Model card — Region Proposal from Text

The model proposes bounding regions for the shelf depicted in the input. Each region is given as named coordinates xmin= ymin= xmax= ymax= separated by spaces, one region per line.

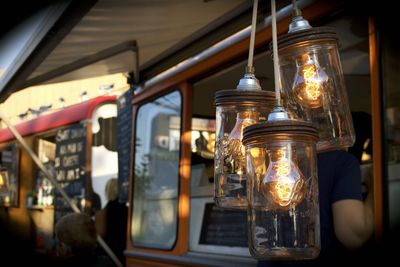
xmin=26 ymin=205 xmax=54 ymax=211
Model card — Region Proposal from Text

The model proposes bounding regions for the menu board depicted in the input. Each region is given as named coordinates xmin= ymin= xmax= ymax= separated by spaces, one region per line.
xmin=116 ymin=89 xmax=132 ymax=203
xmin=53 ymin=123 xmax=87 ymax=223
xmin=0 ymin=144 xmax=20 ymax=206
xmin=199 ymin=202 xmax=248 ymax=247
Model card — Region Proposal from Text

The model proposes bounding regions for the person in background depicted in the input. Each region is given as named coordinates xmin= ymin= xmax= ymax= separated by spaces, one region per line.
xmin=91 ymin=190 xmax=102 ymax=217
xmin=54 ymin=212 xmax=115 ymax=267
xmin=95 ymin=178 xmax=128 ymax=265
xmin=349 ymin=111 xmax=373 ymax=164
xmin=257 ymin=111 xmax=375 ymax=266
xmin=349 ymin=111 xmax=373 ymax=200
xmin=195 ymin=131 xmax=209 ymax=153
xmin=0 ymin=215 xmax=50 ymax=266
xmin=257 ymin=149 xmax=374 ymax=267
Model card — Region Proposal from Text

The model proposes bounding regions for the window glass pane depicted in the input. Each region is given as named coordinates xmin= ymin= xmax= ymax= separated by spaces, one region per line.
xmin=35 ymin=137 xmax=56 ymax=208
xmin=0 ymin=144 xmax=20 ymax=207
xmin=381 ymin=26 xmax=400 ymax=233
xmin=189 ymin=116 xmax=250 ymax=255
xmin=131 ymin=90 xmax=181 ymax=249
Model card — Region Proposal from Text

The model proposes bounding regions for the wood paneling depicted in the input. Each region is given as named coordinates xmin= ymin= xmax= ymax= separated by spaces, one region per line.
xmin=368 ymin=16 xmax=383 ymax=240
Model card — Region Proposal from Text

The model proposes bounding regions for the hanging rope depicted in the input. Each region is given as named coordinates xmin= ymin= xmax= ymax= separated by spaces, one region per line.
xmin=271 ymin=0 xmax=282 ymax=107
xmin=292 ymin=0 xmax=301 ymax=16
xmin=247 ymin=0 xmax=259 ymax=74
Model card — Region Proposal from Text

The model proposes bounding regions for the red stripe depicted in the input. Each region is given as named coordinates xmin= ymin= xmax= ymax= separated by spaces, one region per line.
xmin=0 ymin=95 xmax=116 ymax=143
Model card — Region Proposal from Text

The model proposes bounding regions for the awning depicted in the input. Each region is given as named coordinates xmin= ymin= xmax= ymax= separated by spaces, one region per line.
xmin=0 ymin=95 xmax=116 ymax=143
xmin=0 ymin=0 xmax=251 ymax=102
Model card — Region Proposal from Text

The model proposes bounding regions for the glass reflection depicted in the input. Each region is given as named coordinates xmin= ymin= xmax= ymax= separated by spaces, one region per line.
xmin=131 ymin=91 xmax=182 ymax=249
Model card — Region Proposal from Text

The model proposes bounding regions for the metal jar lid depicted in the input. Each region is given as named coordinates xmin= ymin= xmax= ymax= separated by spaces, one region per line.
xmin=242 ymin=119 xmax=319 ymax=145
xmin=215 ymin=90 xmax=275 ymax=106
xmin=270 ymin=26 xmax=338 ymax=52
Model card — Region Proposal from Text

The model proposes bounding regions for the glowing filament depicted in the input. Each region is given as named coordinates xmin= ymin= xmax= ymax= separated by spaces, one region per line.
xmin=292 ymin=55 xmax=328 ymax=109
xmin=274 ymin=161 xmax=290 ymax=176
xmin=261 ymin=148 xmax=305 ymax=208
xmin=225 ymin=111 xmax=259 ymax=165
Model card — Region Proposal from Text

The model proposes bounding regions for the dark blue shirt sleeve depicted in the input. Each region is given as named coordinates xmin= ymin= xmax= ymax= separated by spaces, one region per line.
xmin=331 ymin=151 xmax=363 ymax=203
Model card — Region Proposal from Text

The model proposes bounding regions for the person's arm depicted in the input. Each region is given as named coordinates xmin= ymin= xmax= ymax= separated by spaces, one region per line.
xmin=95 ymin=208 xmax=107 ymax=238
xmin=331 ymin=152 xmax=374 ymax=250
xmin=332 ymin=194 xmax=374 ymax=249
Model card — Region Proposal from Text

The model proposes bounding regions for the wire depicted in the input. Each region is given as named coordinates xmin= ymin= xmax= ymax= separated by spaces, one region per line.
xmin=271 ymin=0 xmax=282 ymax=106
xmin=247 ymin=0 xmax=258 ymax=73
xmin=292 ymin=0 xmax=301 ymax=16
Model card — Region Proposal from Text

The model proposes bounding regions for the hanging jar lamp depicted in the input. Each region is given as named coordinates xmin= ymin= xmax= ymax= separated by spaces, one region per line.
xmin=214 ymin=86 xmax=274 ymax=209
xmin=275 ymin=0 xmax=355 ymax=151
xmin=214 ymin=0 xmax=275 ymax=210
xmin=242 ymin=0 xmax=320 ymax=259
xmin=243 ymin=115 xmax=320 ymax=260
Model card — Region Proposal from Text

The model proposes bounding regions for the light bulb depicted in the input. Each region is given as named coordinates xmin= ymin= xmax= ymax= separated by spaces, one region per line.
xmin=292 ymin=54 xmax=328 ymax=109
xmin=225 ymin=111 xmax=259 ymax=163
xmin=261 ymin=146 xmax=305 ymax=208
xmin=222 ymin=111 xmax=259 ymax=190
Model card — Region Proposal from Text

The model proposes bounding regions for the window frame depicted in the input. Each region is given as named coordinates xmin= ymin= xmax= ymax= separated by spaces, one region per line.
xmin=127 ymin=83 xmax=192 ymax=255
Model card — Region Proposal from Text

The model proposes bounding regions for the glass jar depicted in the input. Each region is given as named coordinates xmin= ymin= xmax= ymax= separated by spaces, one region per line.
xmin=243 ymin=119 xmax=320 ymax=260
xmin=277 ymin=27 xmax=355 ymax=151
xmin=214 ymin=90 xmax=274 ymax=209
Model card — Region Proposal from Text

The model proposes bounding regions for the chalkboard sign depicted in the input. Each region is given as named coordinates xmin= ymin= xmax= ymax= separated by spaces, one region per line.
xmin=53 ymin=123 xmax=87 ymax=223
xmin=0 ymin=144 xmax=20 ymax=207
xmin=116 ymin=89 xmax=132 ymax=203
xmin=199 ymin=202 xmax=248 ymax=247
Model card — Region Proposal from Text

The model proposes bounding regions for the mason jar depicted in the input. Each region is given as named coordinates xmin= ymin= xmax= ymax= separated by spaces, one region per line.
xmin=277 ymin=27 xmax=355 ymax=151
xmin=243 ymin=119 xmax=320 ymax=260
xmin=214 ymin=90 xmax=274 ymax=210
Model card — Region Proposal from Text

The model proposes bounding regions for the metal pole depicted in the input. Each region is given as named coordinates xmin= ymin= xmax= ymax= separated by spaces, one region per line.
xmin=0 ymin=110 xmax=123 ymax=267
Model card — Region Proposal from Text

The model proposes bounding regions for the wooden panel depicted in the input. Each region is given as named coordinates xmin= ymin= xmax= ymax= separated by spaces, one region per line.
xmin=175 ymin=82 xmax=192 ymax=254
xmin=85 ymin=122 xmax=93 ymax=213
xmin=368 ymin=17 xmax=383 ymax=240
xmin=126 ymin=104 xmax=138 ymax=255
xmin=127 ymin=257 xmax=188 ymax=267
xmin=0 ymin=138 xmax=35 ymax=242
